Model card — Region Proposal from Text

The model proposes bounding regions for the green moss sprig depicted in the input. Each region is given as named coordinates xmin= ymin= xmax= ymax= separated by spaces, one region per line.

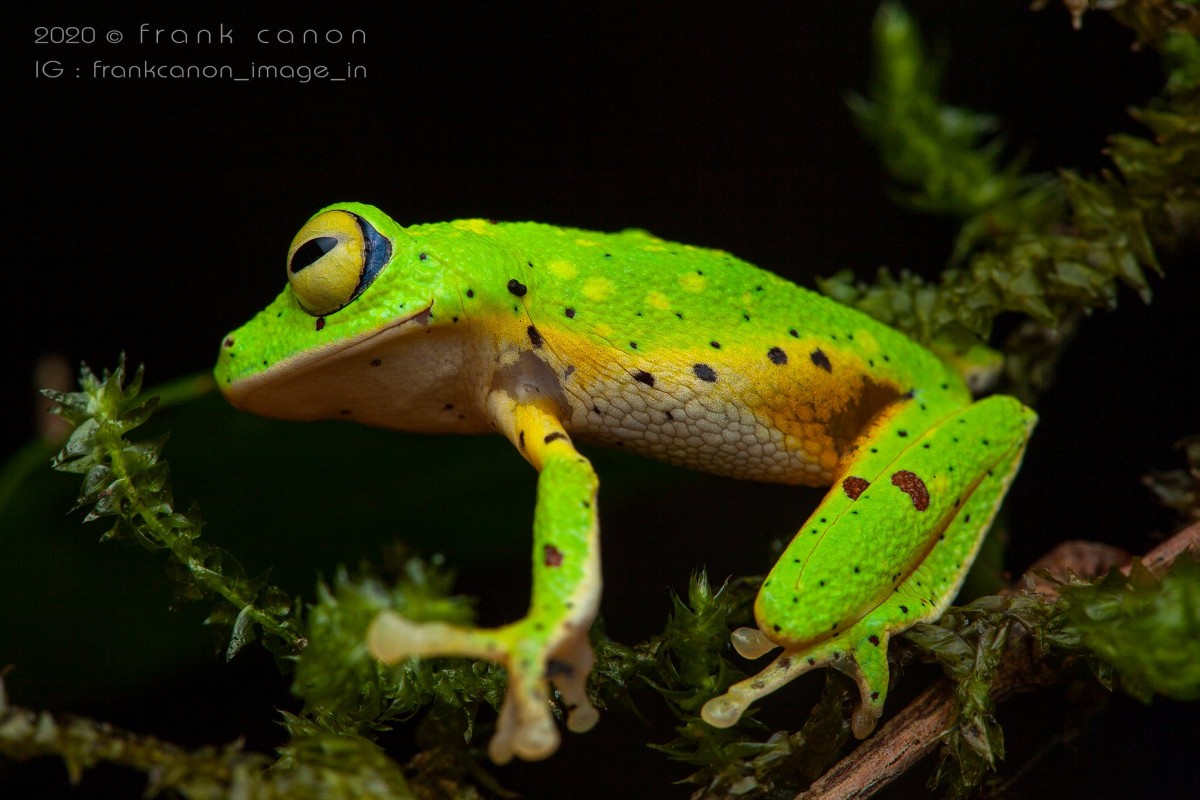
xmin=1142 ymin=437 xmax=1200 ymax=523
xmin=43 ymin=355 xmax=306 ymax=660
xmin=903 ymin=597 xmax=1016 ymax=797
xmin=1041 ymin=556 xmax=1200 ymax=703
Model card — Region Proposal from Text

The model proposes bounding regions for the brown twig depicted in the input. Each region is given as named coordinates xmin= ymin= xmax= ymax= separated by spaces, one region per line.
xmin=795 ymin=521 xmax=1200 ymax=800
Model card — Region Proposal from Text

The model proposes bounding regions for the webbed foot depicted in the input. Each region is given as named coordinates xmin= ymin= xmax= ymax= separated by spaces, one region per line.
xmin=367 ymin=610 xmax=599 ymax=762
xmin=700 ymin=623 xmax=891 ymax=738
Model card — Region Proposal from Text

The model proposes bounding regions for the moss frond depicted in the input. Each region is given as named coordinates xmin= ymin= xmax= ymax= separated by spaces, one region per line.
xmin=292 ymin=557 xmax=506 ymax=740
xmin=1142 ymin=437 xmax=1200 ymax=523
xmin=1052 ymin=556 xmax=1200 ymax=703
xmin=43 ymin=355 xmax=306 ymax=660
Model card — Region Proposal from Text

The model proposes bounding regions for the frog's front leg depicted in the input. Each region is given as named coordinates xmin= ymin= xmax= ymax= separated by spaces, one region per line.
xmin=702 ymin=393 xmax=1036 ymax=737
xmin=368 ymin=390 xmax=600 ymax=763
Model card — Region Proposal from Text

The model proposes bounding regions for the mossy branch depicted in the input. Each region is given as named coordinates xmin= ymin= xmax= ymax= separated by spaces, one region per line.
xmin=43 ymin=355 xmax=307 ymax=660
xmin=0 ymin=681 xmax=414 ymax=800
xmin=798 ymin=523 xmax=1200 ymax=800
xmin=827 ymin=1 xmax=1198 ymax=403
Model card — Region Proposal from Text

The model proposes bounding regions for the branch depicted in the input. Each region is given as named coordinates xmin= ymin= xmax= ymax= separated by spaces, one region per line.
xmin=795 ymin=521 xmax=1200 ymax=800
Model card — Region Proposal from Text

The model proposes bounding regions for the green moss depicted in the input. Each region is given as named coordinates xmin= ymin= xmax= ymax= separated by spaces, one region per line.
xmin=827 ymin=2 xmax=1197 ymax=407
xmin=41 ymin=356 xmax=305 ymax=661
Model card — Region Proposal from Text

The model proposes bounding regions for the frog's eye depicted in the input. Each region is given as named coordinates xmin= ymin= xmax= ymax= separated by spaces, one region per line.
xmin=286 ymin=209 xmax=393 ymax=316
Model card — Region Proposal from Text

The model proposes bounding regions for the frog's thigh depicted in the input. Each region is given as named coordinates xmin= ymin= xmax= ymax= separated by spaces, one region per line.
xmin=368 ymin=391 xmax=601 ymax=764
xmin=703 ymin=394 xmax=1035 ymax=736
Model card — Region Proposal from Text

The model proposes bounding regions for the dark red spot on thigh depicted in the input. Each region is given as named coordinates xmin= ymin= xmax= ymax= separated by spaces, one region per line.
xmin=543 ymin=544 xmax=564 ymax=567
xmin=842 ymin=476 xmax=870 ymax=500
xmin=891 ymin=470 xmax=930 ymax=511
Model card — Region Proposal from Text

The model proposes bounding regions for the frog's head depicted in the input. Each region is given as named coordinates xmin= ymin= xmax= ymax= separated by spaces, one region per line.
xmin=214 ymin=202 xmax=465 ymax=431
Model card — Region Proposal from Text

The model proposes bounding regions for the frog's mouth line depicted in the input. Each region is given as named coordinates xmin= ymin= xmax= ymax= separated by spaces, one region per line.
xmin=222 ymin=301 xmax=434 ymax=411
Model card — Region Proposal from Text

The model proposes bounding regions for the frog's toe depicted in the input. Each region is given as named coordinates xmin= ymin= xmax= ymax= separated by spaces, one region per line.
xmin=830 ymin=629 xmax=892 ymax=739
xmin=488 ymin=677 xmax=560 ymax=764
xmin=514 ymin=714 xmax=560 ymax=761
xmin=546 ymin=629 xmax=599 ymax=733
xmin=701 ymin=627 xmax=790 ymax=726
xmin=730 ymin=626 xmax=780 ymax=659
xmin=366 ymin=610 xmax=419 ymax=661
xmin=700 ymin=694 xmax=747 ymax=728
xmin=490 ymin=715 xmax=559 ymax=764
xmin=851 ymin=701 xmax=884 ymax=739
xmin=367 ymin=610 xmax=490 ymax=662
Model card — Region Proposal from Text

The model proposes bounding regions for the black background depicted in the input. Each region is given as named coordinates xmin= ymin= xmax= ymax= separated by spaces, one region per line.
xmin=6 ymin=2 xmax=1198 ymax=798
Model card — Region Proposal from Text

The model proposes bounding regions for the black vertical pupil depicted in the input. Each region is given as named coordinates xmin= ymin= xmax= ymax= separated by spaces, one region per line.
xmin=290 ymin=236 xmax=339 ymax=274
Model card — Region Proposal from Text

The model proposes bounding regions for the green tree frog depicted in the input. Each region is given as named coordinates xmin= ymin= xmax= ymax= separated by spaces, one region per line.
xmin=215 ymin=203 xmax=1036 ymax=764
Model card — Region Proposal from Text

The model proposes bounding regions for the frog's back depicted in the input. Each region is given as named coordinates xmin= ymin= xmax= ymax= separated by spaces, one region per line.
xmin=439 ymin=220 xmax=966 ymax=486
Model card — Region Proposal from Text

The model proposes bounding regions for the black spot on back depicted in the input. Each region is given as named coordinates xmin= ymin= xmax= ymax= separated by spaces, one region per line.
xmin=810 ymin=349 xmax=832 ymax=372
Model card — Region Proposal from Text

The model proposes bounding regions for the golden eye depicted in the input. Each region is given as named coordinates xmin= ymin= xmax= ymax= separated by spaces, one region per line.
xmin=286 ymin=209 xmax=392 ymax=316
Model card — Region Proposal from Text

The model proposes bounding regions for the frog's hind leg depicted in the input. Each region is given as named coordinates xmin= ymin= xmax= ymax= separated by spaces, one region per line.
xmin=703 ymin=393 xmax=1036 ymax=736
xmin=368 ymin=388 xmax=602 ymax=763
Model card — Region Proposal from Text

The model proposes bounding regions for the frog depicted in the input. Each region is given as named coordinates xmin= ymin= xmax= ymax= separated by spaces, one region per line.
xmin=214 ymin=202 xmax=1037 ymax=764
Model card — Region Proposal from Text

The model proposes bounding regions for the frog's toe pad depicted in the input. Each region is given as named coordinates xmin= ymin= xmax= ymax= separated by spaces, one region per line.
xmin=850 ymin=698 xmax=884 ymax=739
xmin=489 ymin=697 xmax=560 ymax=764
xmin=730 ymin=626 xmax=779 ymax=660
xmin=700 ymin=694 xmax=746 ymax=728
xmin=566 ymin=702 xmax=599 ymax=733
xmin=515 ymin=716 xmax=560 ymax=760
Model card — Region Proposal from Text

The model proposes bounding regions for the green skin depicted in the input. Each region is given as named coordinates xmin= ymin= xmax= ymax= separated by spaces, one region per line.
xmin=215 ymin=202 xmax=1036 ymax=763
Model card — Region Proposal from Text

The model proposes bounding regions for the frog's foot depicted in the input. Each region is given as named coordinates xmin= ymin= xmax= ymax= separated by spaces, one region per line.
xmin=367 ymin=610 xmax=599 ymax=763
xmin=701 ymin=623 xmax=892 ymax=739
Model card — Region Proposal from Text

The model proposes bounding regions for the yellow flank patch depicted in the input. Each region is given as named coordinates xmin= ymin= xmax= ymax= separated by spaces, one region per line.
xmin=583 ymin=277 xmax=615 ymax=302
xmin=574 ymin=238 xmax=601 ymax=248
xmin=453 ymin=219 xmax=494 ymax=236
xmin=679 ymin=273 xmax=707 ymax=293
xmin=646 ymin=291 xmax=672 ymax=310
xmin=547 ymin=259 xmax=578 ymax=280
xmin=593 ymin=322 xmax=614 ymax=338
xmin=641 ymin=244 xmax=666 ymax=252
